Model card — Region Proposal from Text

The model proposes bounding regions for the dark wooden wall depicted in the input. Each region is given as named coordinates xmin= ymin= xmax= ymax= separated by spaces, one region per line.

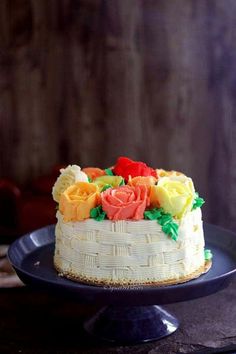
xmin=0 ymin=0 xmax=236 ymax=230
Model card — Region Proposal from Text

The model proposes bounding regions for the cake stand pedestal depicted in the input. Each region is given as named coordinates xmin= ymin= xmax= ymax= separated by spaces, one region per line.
xmin=8 ymin=224 xmax=236 ymax=344
xmin=84 ymin=305 xmax=178 ymax=343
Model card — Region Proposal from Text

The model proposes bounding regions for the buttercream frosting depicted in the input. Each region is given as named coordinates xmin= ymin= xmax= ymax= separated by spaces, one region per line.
xmin=52 ymin=165 xmax=88 ymax=203
xmin=54 ymin=208 xmax=206 ymax=285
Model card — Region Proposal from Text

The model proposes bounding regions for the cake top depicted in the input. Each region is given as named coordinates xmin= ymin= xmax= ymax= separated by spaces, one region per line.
xmin=52 ymin=156 xmax=204 ymax=240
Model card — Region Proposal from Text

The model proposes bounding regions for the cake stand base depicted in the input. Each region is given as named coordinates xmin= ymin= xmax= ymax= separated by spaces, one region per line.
xmin=84 ymin=305 xmax=179 ymax=344
xmin=8 ymin=224 xmax=236 ymax=344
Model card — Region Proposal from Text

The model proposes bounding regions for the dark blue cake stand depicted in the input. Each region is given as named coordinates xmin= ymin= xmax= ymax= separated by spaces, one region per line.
xmin=8 ymin=224 xmax=236 ymax=344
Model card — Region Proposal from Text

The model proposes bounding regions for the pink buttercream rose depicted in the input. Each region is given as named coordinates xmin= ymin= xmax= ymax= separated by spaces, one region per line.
xmin=101 ymin=185 xmax=149 ymax=221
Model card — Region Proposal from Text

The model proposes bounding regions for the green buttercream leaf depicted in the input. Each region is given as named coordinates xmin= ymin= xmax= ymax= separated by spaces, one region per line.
xmin=162 ymin=222 xmax=179 ymax=241
xmin=90 ymin=207 xmax=98 ymax=218
xmin=204 ymin=249 xmax=213 ymax=261
xmin=88 ymin=176 xmax=92 ymax=183
xmin=144 ymin=207 xmax=179 ymax=240
xmin=119 ymin=178 xmax=125 ymax=186
xmin=144 ymin=208 xmax=163 ymax=220
xmin=105 ymin=168 xmax=114 ymax=176
xmin=95 ymin=212 xmax=107 ymax=221
xmin=158 ymin=213 xmax=172 ymax=226
xmin=90 ymin=205 xmax=107 ymax=221
xmin=101 ymin=184 xmax=112 ymax=192
xmin=192 ymin=192 xmax=205 ymax=210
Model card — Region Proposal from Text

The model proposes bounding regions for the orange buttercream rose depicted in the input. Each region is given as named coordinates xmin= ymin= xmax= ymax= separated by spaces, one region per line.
xmin=82 ymin=167 xmax=105 ymax=181
xmin=101 ymin=185 xmax=149 ymax=221
xmin=150 ymin=185 xmax=161 ymax=208
xmin=59 ymin=182 xmax=100 ymax=221
xmin=128 ymin=176 xmax=157 ymax=195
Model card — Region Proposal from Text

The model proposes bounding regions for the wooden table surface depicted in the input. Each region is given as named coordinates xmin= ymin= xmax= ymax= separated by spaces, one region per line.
xmin=0 ymin=277 xmax=236 ymax=354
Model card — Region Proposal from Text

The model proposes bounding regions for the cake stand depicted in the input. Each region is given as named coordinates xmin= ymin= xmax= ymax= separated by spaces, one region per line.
xmin=8 ymin=224 xmax=236 ymax=344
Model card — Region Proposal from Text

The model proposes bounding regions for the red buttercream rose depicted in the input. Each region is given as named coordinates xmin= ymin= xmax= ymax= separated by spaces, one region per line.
xmin=113 ymin=157 xmax=157 ymax=181
xmin=101 ymin=185 xmax=149 ymax=221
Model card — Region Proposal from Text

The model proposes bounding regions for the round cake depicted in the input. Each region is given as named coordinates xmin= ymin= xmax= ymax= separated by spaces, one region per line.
xmin=52 ymin=157 xmax=212 ymax=286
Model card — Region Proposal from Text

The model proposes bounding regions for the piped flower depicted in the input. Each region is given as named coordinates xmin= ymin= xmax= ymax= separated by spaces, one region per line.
xmin=113 ymin=157 xmax=157 ymax=181
xmin=128 ymin=176 xmax=157 ymax=196
xmin=94 ymin=175 xmax=124 ymax=192
xmin=59 ymin=182 xmax=100 ymax=221
xmin=52 ymin=165 xmax=88 ymax=203
xmin=152 ymin=175 xmax=195 ymax=219
xmin=101 ymin=185 xmax=149 ymax=221
xmin=82 ymin=167 xmax=106 ymax=181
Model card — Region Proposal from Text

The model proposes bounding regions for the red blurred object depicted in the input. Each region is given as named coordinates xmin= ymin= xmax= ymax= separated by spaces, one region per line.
xmin=19 ymin=195 xmax=56 ymax=234
xmin=0 ymin=179 xmax=21 ymax=235
xmin=0 ymin=167 xmax=61 ymax=241
xmin=31 ymin=165 xmax=65 ymax=195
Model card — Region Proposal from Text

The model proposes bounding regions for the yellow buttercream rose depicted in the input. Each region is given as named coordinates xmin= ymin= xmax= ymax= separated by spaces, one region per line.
xmin=152 ymin=175 xmax=195 ymax=219
xmin=94 ymin=175 xmax=124 ymax=191
xmin=156 ymin=169 xmax=184 ymax=178
xmin=59 ymin=182 xmax=100 ymax=221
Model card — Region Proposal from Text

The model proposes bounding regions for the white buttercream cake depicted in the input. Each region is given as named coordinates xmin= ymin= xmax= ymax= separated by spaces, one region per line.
xmin=52 ymin=157 xmax=212 ymax=286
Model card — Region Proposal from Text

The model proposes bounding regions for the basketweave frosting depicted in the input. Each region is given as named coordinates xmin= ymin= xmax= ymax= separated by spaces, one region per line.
xmin=54 ymin=208 xmax=205 ymax=284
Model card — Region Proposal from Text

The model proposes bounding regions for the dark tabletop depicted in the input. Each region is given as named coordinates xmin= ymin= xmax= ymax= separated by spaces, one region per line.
xmin=0 ymin=278 xmax=236 ymax=354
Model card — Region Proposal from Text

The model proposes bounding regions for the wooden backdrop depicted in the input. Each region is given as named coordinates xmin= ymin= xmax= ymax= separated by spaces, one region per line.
xmin=0 ymin=0 xmax=236 ymax=230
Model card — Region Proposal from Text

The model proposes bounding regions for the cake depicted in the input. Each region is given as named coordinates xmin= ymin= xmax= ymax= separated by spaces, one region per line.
xmin=52 ymin=157 xmax=212 ymax=286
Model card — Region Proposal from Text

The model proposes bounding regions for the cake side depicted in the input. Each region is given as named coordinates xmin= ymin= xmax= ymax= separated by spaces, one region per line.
xmin=54 ymin=208 xmax=207 ymax=286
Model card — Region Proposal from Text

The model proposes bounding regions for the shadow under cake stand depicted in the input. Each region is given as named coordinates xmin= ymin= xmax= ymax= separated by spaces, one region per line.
xmin=8 ymin=224 xmax=236 ymax=344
